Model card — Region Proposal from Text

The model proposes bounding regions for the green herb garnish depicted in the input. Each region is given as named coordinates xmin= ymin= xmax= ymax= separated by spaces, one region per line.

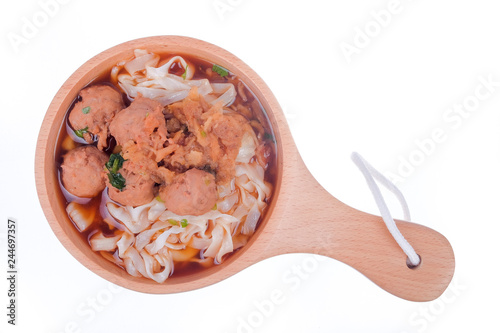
xmin=200 ymin=129 xmax=207 ymax=138
xmin=168 ymin=219 xmax=178 ymax=226
xmin=212 ymin=64 xmax=229 ymax=78
xmin=264 ymin=132 xmax=275 ymax=143
xmin=82 ymin=106 xmax=91 ymax=114
xmin=155 ymin=196 xmax=164 ymax=203
xmin=180 ymin=219 xmax=188 ymax=228
xmin=212 ymin=204 xmax=217 ymax=211
xmin=106 ymin=153 xmax=126 ymax=191
xmin=74 ymin=127 xmax=89 ymax=138
xmin=181 ymin=65 xmax=188 ymax=80
xmin=106 ymin=153 xmax=125 ymax=174
xmin=107 ymin=172 xmax=126 ymax=190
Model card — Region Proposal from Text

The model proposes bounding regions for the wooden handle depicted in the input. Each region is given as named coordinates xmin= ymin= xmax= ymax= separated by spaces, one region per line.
xmin=261 ymin=152 xmax=455 ymax=302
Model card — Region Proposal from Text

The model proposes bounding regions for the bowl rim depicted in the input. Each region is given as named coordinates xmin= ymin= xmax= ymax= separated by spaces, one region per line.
xmin=35 ymin=35 xmax=286 ymax=293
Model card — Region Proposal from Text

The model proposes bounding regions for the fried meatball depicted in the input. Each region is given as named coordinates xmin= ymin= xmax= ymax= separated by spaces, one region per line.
xmin=61 ymin=145 xmax=107 ymax=198
xmin=106 ymin=161 xmax=155 ymax=207
xmin=68 ymin=85 xmax=125 ymax=150
xmin=210 ymin=112 xmax=246 ymax=150
xmin=159 ymin=169 xmax=217 ymax=216
xmin=109 ymin=96 xmax=168 ymax=149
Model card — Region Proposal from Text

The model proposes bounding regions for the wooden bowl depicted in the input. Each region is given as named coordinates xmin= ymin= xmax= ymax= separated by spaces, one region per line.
xmin=35 ymin=36 xmax=454 ymax=301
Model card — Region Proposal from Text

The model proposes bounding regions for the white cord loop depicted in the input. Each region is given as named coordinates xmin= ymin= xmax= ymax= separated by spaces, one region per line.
xmin=351 ymin=152 xmax=421 ymax=267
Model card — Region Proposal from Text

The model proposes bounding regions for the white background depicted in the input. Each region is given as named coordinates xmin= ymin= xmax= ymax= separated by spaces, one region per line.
xmin=1 ymin=0 xmax=499 ymax=332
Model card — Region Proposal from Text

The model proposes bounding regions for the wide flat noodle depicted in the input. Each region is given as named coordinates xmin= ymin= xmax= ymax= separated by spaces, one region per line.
xmin=114 ymin=50 xmax=236 ymax=107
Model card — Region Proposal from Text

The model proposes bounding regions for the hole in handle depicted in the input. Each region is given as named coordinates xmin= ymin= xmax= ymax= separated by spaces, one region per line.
xmin=406 ymin=254 xmax=422 ymax=269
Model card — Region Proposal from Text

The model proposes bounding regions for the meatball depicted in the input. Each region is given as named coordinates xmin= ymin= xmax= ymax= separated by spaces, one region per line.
xmin=160 ymin=169 xmax=217 ymax=216
xmin=210 ymin=112 xmax=246 ymax=150
xmin=106 ymin=161 xmax=155 ymax=207
xmin=61 ymin=145 xmax=108 ymax=198
xmin=109 ymin=96 xmax=168 ymax=149
xmin=69 ymin=85 xmax=125 ymax=150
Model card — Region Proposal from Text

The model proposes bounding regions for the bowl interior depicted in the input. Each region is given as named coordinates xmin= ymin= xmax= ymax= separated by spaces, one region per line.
xmin=36 ymin=36 xmax=284 ymax=293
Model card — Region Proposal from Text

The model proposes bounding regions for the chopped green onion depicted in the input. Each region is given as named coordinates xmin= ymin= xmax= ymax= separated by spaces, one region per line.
xmin=145 ymin=112 xmax=150 ymax=118
xmin=212 ymin=64 xmax=229 ymax=78
xmin=74 ymin=127 xmax=89 ymax=138
xmin=105 ymin=153 xmax=125 ymax=174
xmin=82 ymin=106 xmax=91 ymax=114
xmin=107 ymin=172 xmax=126 ymax=191
xmin=200 ymin=129 xmax=207 ymax=138
xmin=168 ymin=219 xmax=178 ymax=226
xmin=264 ymin=132 xmax=275 ymax=143
xmin=155 ymin=196 xmax=164 ymax=203
xmin=212 ymin=204 xmax=217 ymax=211
xmin=180 ymin=219 xmax=188 ymax=228
xmin=105 ymin=153 xmax=126 ymax=190
xmin=181 ymin=65 xmax=188 ymax=80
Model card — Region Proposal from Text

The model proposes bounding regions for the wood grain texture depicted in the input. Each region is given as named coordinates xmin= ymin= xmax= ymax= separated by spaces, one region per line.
xmin=35 ymin=36 xmax=454 ymax=301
